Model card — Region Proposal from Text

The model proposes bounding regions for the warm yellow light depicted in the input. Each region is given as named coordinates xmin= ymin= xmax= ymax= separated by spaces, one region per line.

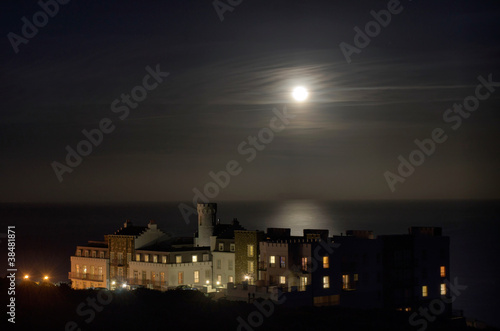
xmin=292 ymin=86 xmax=309 ymax=102
xmin=216 ymin=281 xmax=220 ymax=285
xmin=244 ymin=276 xmax=249 ymax=280
xmin=122 ymin=283 xmax=127 ymax=288
xmin=24 ymin=275 xmax=29 ymax=279
xmin=206 ymin=280 xmax=209 ymax=284
xmin=111 ymin=281 xmax=116 ymax=285
xmin=43 ymin=276 xmax=49 ymax=280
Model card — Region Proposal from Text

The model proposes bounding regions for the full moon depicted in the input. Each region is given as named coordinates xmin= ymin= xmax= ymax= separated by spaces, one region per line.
xmin=292 ymin=86 xmax=309 ymax=102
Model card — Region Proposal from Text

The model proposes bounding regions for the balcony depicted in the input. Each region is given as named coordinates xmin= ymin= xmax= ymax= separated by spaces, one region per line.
xmin=68 ymin=272 xmax=104 ymax=282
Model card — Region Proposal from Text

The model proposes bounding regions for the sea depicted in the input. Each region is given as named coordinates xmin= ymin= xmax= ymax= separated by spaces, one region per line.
xmin=1 ymin=200 xmax=498 ymax=327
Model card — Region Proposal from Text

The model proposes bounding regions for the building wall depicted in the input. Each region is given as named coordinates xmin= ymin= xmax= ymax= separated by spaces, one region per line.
xmin=212 ymin=251 xmax=235 ymax=286
xmin=196 ymin=203 xmax=216 ymax=247
xmin=235 ymin=230 xmax=263 ymax=284
xmin=108 ymin=235 xmax=135 ymax=285
xmin=70 ymin=256 xmax=109 ymax=289
xmin=134 ymin=223 xmax=169 ymax=249
xmin=168 ymin=261 xmax=213 ymax=288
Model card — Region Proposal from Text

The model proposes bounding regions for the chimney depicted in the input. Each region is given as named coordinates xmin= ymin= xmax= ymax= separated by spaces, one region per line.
xmin=124 ymin=220 xmax=132 ymax=228
xmin=148 ymin=220 xmax=157 ymax=230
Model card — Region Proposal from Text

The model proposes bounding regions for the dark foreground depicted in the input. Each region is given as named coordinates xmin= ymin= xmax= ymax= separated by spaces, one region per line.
xmin=1 ymin=279 xmax=497 ymax=331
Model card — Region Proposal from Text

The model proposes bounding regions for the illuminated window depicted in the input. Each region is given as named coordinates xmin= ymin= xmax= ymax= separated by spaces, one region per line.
xmin=323 ymin=256 xmax=329 ymax=268
xmin=98 ymin=267 xmax=102 ymax=276
xmin=192 ymin=255 xmax=198 ymax=263
xmin=90 ymin=266 xmax=95 ymax=275
xmin=153 ymin=255 xmax=158 ymax=263
xmin=219 ymin=243 xmax=224 ymax=251
xmin=194 ymin=271 xmax=200 ymax=283
xmin=217 ymin=274 xmax=222 ymax=283
xmin=228 ymin=276 xmax=234 ymax=283
xmin=342 ymin=275 xmax=349 ymax=290
xmin=230 ymin=244 xmax=235 ymax=252
xmin=280 ymin=276 xmax=286 ymax=284
xmin=76 ymin=264 xmax=80 ymax=274
xmin=151 ymin=272 xmax=156 ymax=282
xmin=144 ymin=254 xmax=149 ymax=263
xmin=300 ymin=276 xmax=307 ymax=291
xmin=178 ymin=272 xmax=183 ymax=285
xmin=301 ymin=257 xmax=308 ymax=271
xmin=160 ymin=272 xmax=165 ymax=282
xmin=440 ymin=266 xmax=446 ymax=277
xmin=280 ymin=256 xmax=286 ymax=268
xmin=247 ymin=245 xmax=254 ymax=257
xmin=323 ymin=276 xmax=330 ymax=288
xmin=162 ymin=256 xmax=167 ymax=263
xmin=136 ymin=254 xmax=141 ymax=261
xmin=248 ymin=261 xmax=254 ymax=273
xmin=91 ymin=251 xmax=96 ymax=258
xmin=270 ymin=256 xmax=276 ymax=264
xmin=176 ymin=255 xmax=182 ymax=263
xmin=422 ymin=285 xmax=428 ymax=297
xmin=440 ymin=284 xmax=446 ymax=295
xmin=83 ymin=265 xmax=87 ymax=274
xmin=228 ymin=260 xmax=233 ymax=270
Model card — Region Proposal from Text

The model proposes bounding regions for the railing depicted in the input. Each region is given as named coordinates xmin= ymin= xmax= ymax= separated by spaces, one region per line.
xmin=68 ymin=272 xmax=104 ymax=281
xmin=128 ymin=279 xmax=166 ymax=287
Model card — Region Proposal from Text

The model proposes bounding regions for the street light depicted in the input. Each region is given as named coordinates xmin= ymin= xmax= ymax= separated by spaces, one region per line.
xmin=205 ymin=280 xmax=209 ymax=284
xmin=43 ymin=276 xmax=49 ymax=281
xmin=24 ymin=275 xmax=29 ymax=280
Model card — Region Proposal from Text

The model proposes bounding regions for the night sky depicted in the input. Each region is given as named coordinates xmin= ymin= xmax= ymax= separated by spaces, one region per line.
xmin=1 ymin=0 xmax=499 ymax=203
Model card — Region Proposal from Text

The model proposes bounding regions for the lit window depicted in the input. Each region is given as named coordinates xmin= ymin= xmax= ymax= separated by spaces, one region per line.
xmin=217 ymin=274 xmax=222 ymax=283
xmin=323 ymin=276 xmax=330 ymax=288
xmin=422 ymin=285 xmax=428 ymax=297
xmin=440 ymin=266 xmax=446 ymax=277
xmin=176 ymin=255 xmax=182 ymax=263
xmin=91 ymin=251 xmax=96 ymax=258
xmin=97 ymin=267 xmax=102 ymax=276
xmin=280 ymin=256 xmax=286 ymax=268
xmin=280 ymin=276 xmax=286 ymax=284
xmin=301 ymin=257 xmax=308 ymax=271
xmin=247 ymin=245 xmax=254 ymax=257
xmin=162 ymin=256 xmax=167 ymax=263
xmin=323 ymin=256 xmax=329 ymax=268
xmin=219 ymin=243 xmax=224 ymax=251
xmin=228 ymin=276 xmax=234 ymax=283
xmin=83 ymin=265 xmax=87 ymax=274
xmin=342 ymin=275 xmax=349 ymax=290
xmin=153 ymin=255 xmax=158 ymax=263
xmin=136 ymin=254 xmax=141 ymax=261
xmin=270 ymin=256 xmax=276 ymax=266
xmin=230 ymin=244 xmax=235 ymax=252
xmin=194 ymin=271 xmax=200 ymax=283
xmin=248 ymin=261 xmax=254 ymax=273
xmin=160 ymin=272 xmax=165 ymax=282
xmin=440 ymin=284 xmax=446 ymax=295
xmin=90 ymin=266 xmax=95 ymax=275
xmin=300 ymin=276 xmax=307 ymax=291
xmin=228 ymin=260 xmax=233 ymax=270
xmin=217 ymin=259 xmax=221 ymax=269
xmin=178 ymin=272 xmax=183 ymax=285
xmin=76 ymin=264 xmax=80 ymax=274
xmin=144 ymin=254 xmax=149 ymax=263
xmin=192 ymin=255 xmax=198 ymax=263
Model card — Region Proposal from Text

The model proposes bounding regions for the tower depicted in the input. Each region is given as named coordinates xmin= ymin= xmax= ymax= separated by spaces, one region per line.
xmin=197 ymin=203 xmax=217 ymax=247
